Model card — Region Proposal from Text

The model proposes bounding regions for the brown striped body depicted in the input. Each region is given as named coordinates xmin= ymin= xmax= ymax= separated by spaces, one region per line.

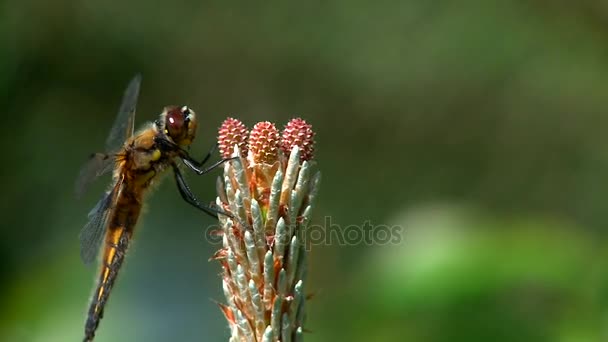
xmin=83 ymin=125 xmax=182 ymax=341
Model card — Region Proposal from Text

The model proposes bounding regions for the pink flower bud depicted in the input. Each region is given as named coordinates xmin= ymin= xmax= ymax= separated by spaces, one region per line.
xmin=218 ymin=118 xmax=249 ymax=159
xmin=281 ymin=118 xmax=315 ymax=162
xmin=248 ymin=121 xmax=280 ymax=164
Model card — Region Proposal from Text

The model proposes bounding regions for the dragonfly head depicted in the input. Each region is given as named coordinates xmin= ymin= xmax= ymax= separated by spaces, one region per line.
xmin=161 ymin=105 xmax=198 ymax=147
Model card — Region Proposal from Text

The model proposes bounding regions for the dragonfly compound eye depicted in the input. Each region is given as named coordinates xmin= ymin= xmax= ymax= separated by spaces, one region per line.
xmin=165 ymin=106 xmax=185 ymax=139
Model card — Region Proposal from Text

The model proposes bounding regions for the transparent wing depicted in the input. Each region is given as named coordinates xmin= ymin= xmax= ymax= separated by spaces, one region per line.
xmin=79 ymin=178 xmax=122 ymax=264
xmin=74 ymin=153 xmax=114 ymax=198
xmin=105 ymin=74 xmax=141 ymax=153
xmin=74 ymin=74 xmax=141 ymax=198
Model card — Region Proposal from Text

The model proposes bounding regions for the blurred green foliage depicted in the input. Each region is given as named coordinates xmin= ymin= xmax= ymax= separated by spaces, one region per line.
xmin=2 ymin=1 xmax=608 ymax=341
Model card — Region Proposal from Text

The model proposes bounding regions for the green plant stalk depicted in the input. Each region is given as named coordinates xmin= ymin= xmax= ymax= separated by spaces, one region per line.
xmin=214 ymin=145 xmax=320 ymax=341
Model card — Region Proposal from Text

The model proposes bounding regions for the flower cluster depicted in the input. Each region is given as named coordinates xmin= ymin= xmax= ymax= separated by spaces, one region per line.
xmin=214 ymin=118 xmax=319 ymax=341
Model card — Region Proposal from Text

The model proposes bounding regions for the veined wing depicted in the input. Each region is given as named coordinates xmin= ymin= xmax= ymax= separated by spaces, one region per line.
xmin=106 ymin=74 xmax=141 ymax=153
xmin=79 ymin=177 xmax=123 ymax=264
xmin=74 ymin=74 xmax=141 ymax=197
xmin=74 ymin=153 xmax=114 ymax=199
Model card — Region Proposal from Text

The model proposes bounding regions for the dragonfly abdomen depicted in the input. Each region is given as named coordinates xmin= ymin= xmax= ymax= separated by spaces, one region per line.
xmin=84 ymin=196 xmax=141 ymax=341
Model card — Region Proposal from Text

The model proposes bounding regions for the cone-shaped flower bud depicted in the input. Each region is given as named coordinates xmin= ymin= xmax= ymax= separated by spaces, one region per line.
xmin=281 ymin=118 xmax=315 ymax=162
xmin=218 ymin=118 xmax=249 ymax=159
xmin=248 ymin=121 xmax=280 ymax=165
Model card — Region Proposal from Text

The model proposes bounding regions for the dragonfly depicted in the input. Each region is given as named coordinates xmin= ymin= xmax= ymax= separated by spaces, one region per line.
xmin=76 ymin=75 xmax=231 ymax=342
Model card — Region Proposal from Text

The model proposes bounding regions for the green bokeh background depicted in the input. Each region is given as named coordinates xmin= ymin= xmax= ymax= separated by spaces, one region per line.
xmin=2 ymin=1 xmax=608 ymax=341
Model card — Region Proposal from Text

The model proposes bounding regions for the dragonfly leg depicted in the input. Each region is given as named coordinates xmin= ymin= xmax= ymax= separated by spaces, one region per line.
xmin=198 ymin=142 xmax=218 ymax=167
xmin=182 ymin=155 xmax=238 ymax=175
xmin=181 ymin=142 xmax=218 ymax=168
xmin=171 ymin=163 xmax=233 ymax=219
xmin=156 ymin=136 xmax=232 ymax=175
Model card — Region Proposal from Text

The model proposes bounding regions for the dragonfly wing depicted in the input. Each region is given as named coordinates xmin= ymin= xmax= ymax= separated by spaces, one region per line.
xmin=79 ymin=178 xmax=123 ymax=265
xmin=74 ymin=74 xmax=140 ymax=198
xmin=105 ymin=74 xmax=141 ymax=153
xmin=74 ymin=153 xmax=114 ymax=198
